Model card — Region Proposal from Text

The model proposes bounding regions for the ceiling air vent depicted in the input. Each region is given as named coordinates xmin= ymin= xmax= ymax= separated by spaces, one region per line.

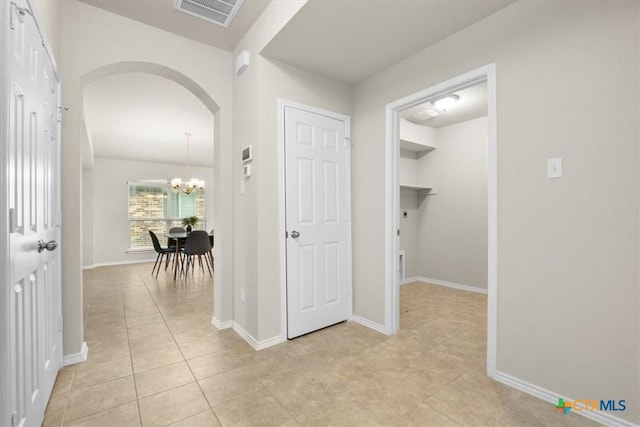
xmin=174 ymin=0 xmax=245 ymax=28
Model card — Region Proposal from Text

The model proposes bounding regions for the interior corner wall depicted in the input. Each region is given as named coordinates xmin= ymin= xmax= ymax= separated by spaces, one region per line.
xmin=417 ymin=117 xmax=487 ymax=289
xmin=399 ymin=190 xmax=419 ymax=279
xmin=60 ymin=0 xmax=233 ymax=357
xmin=232 ymin=0 xmax=354 ymax=343
xmin=352 ymin=0 xmax=639 ymax=422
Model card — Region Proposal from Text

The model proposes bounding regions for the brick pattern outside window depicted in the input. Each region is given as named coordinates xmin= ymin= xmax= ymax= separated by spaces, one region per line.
xmin=128 ymin=183 xmax=206 ymax=249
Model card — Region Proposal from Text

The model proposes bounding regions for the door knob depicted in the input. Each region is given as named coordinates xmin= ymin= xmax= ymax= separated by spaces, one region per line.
xmin=290 ymin=230 xmax=300 ymax=239
xmin=37 ymin=240 xmax=58 ymax=253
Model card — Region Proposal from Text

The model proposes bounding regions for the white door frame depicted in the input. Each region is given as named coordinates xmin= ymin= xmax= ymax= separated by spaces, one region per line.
xmin=278 ymin=99 xmax=353 ymax=341
xmin=384 ymin=64 xmax=498 ymax=377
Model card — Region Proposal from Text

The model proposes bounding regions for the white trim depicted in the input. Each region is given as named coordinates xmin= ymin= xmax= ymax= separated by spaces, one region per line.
xmin=210 ymin=316 xmax=232 ymax=330
xmin=92 ymin=259 xmax=157 ymax=268
xmin=231 ymin=322 xmax=285 ymax=351
xmin=494 ymin=371 xmax=639 ymax=427
xmin=351 ymin=315 xmax=388 ymax=335
xmin=125 ymin=247 xmax=154 ymax=254
xmin=82 ymin=265 xmax=95 ymax=270
xmin=407 ymin=277 xmax=488 ymax=294
xmin=385 ymin=64 xmax=498 ymax=376
xmin=63 ymin=342 xmax=88 ymax=366
xmin=278 ymin=99 xmax=353 ymax=340
xmin=400 ymin=276 xmax=420 ymax=285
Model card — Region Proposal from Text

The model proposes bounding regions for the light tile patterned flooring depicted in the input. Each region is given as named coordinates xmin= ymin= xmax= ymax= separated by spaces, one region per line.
xmin=43 ymin=264 xmax=598 ymax=426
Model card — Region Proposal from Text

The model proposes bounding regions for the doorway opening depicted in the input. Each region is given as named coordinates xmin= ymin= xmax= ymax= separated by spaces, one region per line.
xmin=384 ymin=65 xmax=497 ymax=377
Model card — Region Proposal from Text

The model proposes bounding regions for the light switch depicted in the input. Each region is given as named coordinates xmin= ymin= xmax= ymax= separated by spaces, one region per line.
xmin=547 ymin=158 xmax=563 ymax=179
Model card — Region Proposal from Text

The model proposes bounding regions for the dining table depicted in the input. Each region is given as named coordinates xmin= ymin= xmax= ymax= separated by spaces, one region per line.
xmin=165 ymin=230 xmax=213 ymax=280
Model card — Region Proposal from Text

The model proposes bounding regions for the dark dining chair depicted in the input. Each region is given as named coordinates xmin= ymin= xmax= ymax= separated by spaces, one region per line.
xmin=180 ymin=230 xmax=213 ymax=278
xmin=167 ymin=226 xmax=185 ymax=248
xmin=149 ymin=230 xmax=174 ymax=277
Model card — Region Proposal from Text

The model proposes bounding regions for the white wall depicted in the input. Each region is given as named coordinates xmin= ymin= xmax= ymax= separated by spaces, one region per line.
xmin=60 ymin=0 xmax=233 ymax=357
xmin=352 ymin=0 xmax=639 ymax=422
xmin=84 ymin=157 xmax=214 ymax=266
xmin=417 ymin=117 xmax=487 ymax=288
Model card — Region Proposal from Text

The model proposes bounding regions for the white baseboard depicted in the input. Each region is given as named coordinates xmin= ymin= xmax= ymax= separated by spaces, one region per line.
xmin=212 ymin=317 xmax=285 ymax=351
xmin=92 ymin=259 xmax=157 ymax=268
xmin=408 ymin=276 xmax=488 ymax=295
xmin=211 ymin=316 xmax=233 ymax=330
xmin=63 ymin=342 xmax=88 ymax=366
xmin=494 ymin=371 xmax=638 ymax=427
xmin=401 ymin=276 xmax=420 ymax=285
xmin=82 ymin=265 xmax=95 ymax=270
xmin=351 ymin=315 xmax=389 ymax=335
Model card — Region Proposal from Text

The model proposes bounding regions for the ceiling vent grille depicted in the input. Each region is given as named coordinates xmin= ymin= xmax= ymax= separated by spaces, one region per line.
xmin=174 ymin=0 xmax=245 ymax=28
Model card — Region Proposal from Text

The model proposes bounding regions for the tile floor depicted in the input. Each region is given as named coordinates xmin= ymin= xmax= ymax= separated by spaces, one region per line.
xmin=43 ymin=263 xmax=598 ymax=426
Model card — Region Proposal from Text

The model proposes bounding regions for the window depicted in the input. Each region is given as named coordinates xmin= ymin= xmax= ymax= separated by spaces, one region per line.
xmin=128 ymin=182 xmax=206 ymax=249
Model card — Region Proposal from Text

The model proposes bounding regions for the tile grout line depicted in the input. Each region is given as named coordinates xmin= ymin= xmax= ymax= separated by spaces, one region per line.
xmin=137 ymin=263 xmax=225 ymax=426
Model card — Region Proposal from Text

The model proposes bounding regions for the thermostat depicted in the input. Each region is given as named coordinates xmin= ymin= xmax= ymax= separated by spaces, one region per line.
xmin=241 ymin=145 xmax=252 ymax=163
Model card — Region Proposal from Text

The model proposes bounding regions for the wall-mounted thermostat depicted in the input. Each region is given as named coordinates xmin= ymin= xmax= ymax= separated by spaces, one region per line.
xmin=243 ymin=164 xmax=252 ymax=177
xmin=241 ymin=145 xmax=253 ymax=163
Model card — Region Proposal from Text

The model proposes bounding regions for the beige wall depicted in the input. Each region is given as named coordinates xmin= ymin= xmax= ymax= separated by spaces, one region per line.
xmin=353 ymin=0 xmax=639 ymax=421
xmin=417 ymin=117 xmax=487 ymax=288
xmin=59 ymin=0 xmax=233 ymax=356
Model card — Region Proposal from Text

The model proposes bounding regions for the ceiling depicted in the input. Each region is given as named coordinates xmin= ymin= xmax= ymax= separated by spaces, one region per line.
xmin=83 ymin=72 xmax=214 ymax=167
xmin=262 ymin=0 xmax=515 ymax=85
xmin=76 ymin=0 xmax=270 ymax=51
xmin=401 ymin=81 xmax=487 ymax=129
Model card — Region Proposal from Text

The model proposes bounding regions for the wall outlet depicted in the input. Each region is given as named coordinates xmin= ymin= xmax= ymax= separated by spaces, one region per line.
xmin=240 ymin=288 xmax=245 ymax=303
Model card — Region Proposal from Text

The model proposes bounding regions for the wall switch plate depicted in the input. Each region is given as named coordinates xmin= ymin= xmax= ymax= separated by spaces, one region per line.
xmin=547 ymin=157 xmax=563 ymax=178
xmin=240 ymin=288 xmax=245 ymax=303
xmin=240 ymin=181 xmax=245 ymax=194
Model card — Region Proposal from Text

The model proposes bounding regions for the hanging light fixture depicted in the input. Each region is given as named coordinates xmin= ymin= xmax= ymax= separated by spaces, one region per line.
xmin=171 ymin=132 xmax=205 ymax=195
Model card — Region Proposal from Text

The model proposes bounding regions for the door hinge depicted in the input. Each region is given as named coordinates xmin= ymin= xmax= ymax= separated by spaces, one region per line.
xmin=397 ymin=229 xmax=400 ymax=236
xmin=11 ymin=412 xmax=17 ymax=427
xmin=344 ymin=137 xmax=351 ymax=149
xmin=285 ymin=231 xmax=288 ymax=239
xmin=58 ymin=316 xmax=63 ymax=332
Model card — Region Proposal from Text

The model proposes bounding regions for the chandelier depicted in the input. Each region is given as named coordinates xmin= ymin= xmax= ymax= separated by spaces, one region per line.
xmin=171 ymin=132 xmax=205 ymax=195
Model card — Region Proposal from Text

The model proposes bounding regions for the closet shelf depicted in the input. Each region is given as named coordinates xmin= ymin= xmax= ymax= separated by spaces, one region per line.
xmin=400 ymin=184 xmax=433 ymax=194
xmin=400 ymin=139 xmax=436 ymax=154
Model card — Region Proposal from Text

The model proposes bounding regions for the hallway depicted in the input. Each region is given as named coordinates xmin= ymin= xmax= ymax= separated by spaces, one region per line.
xmin=43 ymin=265 xmax=595 ymax=426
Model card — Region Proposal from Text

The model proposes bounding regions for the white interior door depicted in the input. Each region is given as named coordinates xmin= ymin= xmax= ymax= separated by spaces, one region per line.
xmin=5 ymin=1 xmax=63 ymax=426
xmin=284 ymin=104 xmax=350 ymax=339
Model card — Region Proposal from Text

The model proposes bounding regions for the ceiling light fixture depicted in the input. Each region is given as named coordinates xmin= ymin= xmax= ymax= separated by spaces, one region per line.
xmin=171 ymin=132 xmax=204 ymax=195
xmin=433 ymin=94 xmax=459 ymax=112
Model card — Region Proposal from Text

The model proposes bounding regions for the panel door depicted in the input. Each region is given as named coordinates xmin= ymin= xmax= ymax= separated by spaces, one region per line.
xmin=6 ymin=1 xmax=63 ymax=426
xmin=285 ymin=105 xmax=349 ymax=339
